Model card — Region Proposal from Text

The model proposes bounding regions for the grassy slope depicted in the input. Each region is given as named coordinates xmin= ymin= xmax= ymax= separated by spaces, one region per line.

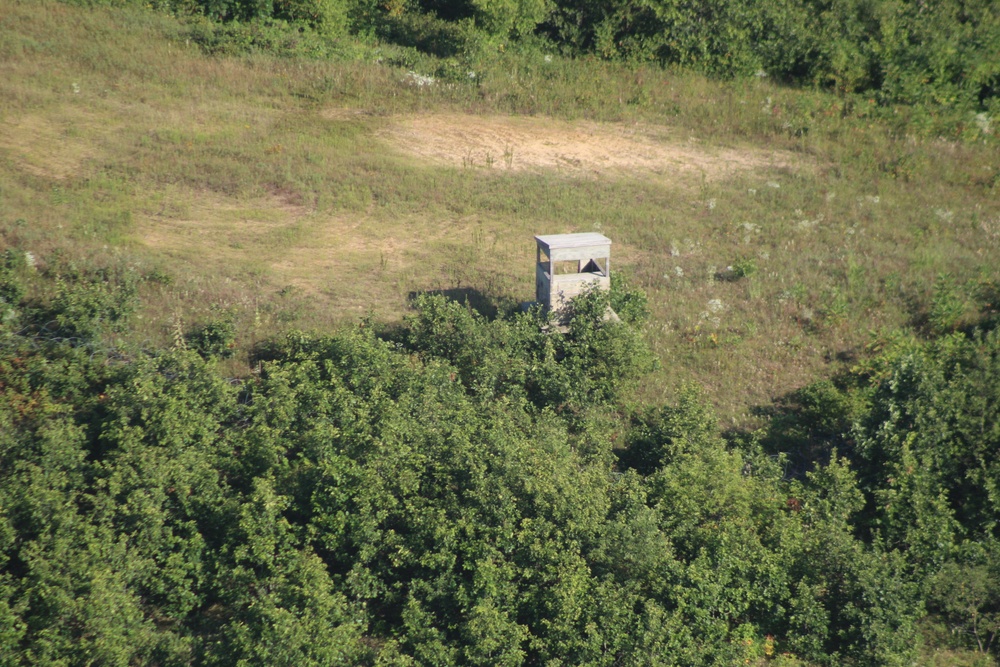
xmin=1 ymin=0 xmax=999 ymax=425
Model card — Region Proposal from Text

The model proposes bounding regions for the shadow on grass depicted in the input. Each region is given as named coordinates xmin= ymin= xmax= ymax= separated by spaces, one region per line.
xmin=744 ymin=381 xmax=857 ymax=480
xmin=407 ymin=286 xmax=510 ymax=320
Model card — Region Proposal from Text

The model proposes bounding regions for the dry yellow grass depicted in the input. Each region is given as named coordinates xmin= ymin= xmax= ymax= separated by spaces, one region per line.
xmin=378 ymin=113 xmax=806 ymax=185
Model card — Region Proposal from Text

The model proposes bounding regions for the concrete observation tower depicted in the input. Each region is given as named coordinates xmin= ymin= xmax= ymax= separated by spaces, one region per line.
xmin=534 ymin=232 xmax=613 ymax=321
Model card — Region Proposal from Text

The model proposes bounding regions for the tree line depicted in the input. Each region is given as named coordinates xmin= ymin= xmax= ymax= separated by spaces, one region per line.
xmin=111 ymin=0 xmax=1000 ymax=118
xmin=1 ymin=251 xmax=998 ymax=664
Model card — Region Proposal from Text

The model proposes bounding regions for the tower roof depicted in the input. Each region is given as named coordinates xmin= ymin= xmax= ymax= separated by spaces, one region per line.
xmin=534 ymin=233 xmax=611 ymax=250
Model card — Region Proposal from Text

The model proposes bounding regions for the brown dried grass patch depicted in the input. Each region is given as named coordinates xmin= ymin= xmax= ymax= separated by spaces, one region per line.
xmin=379 ymin=114 xmax=803 ymax=185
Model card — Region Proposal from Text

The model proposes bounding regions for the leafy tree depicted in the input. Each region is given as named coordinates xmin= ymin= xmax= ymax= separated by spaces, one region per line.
xmin=925 ymin=545 xmax=1000 ymax=655
xmin=0 ymin=257 xmax=983 ymax=665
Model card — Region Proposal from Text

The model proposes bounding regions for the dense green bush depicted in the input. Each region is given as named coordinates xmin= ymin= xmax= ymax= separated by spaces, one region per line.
xmin=181 ymin=15 xmax=350 ymax=56
xmin=0 ymin=251 xmax=27 ymax=329
xmin=764 ymin=323 xmax=1000 ymax=658
xmin=113 ymin=0 xmax=1000 ymax=119
xmin=186 ymin=313 xmax=239 ymax=358
xmin=373 ymin=11 xmax=481 ymax=57
xmin=29 ymin=266 xmax=140 ymax=341
xmin=543 ymin=0 xmax=999 ymax=114
xmin=0 ymin=283 xmax=944 ymax=665
xmin=924 ymin=545 xmax=1000 ymax=655
xmin=610 ymin=272 xmax=649 ymax=325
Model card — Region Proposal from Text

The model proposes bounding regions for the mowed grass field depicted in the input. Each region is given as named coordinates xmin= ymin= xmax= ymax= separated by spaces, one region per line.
xmin=2 ymin=0 xmax=998 ymax=423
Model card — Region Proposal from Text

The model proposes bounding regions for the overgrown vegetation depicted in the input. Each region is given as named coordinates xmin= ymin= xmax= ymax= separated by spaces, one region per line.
xmin=3 ymin=263 xmax=998 ymax=665
xmin=100 ymin=0 xmax=1000 ymax=126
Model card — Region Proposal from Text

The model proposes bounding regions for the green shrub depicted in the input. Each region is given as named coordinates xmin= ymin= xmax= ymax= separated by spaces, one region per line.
xmin=928 ymin=273 xmax=971 ymax=335
xmin=924 ymin=550 xmax=1000 ymax=655
xmin=732 ymin=255 xmax=758 ymax=280
xmin=33 ymin=267 xmax=140 ymax=341
xmin=542 ymin=0 xmax=998 ymax=116
xmin=375 ymin=11 xmax=481 ymax=58
xmin=274 ymin=0 xmax=350 ymax=31
xmin=186 ymin=314 xmax=238 ymax=358
xmin=182 ymin=16 xmax=346 ymax=57
xmin=619 ymin=384 xmax=716 ymax=474
xmin=0 ymin=251 xmax=26 ymax=308
xmin=609 ymin=272 xmax=649 ymax=325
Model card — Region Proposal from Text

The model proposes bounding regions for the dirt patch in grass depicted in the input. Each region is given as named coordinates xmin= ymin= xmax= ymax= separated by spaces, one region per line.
xmin=378 ymin=113 xmax=802 ymax=184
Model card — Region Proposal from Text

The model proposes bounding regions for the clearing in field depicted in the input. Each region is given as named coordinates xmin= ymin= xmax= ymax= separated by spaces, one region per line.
xmin=377 ymin=113 xmax=800 ymax=184
xmin=135 ymin=111 xmax=805 ymax=318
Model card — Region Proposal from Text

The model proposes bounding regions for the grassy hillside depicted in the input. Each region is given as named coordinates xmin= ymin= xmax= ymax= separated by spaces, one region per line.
xmin=1 ymin=0 xmax=998 ymax=423
xmin=3 ymin=3 xmax=1000 ymax=664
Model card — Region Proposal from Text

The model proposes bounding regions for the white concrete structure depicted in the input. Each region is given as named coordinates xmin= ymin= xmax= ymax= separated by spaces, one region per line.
xmin=535 ymin=233 xmax=611 ymax=318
